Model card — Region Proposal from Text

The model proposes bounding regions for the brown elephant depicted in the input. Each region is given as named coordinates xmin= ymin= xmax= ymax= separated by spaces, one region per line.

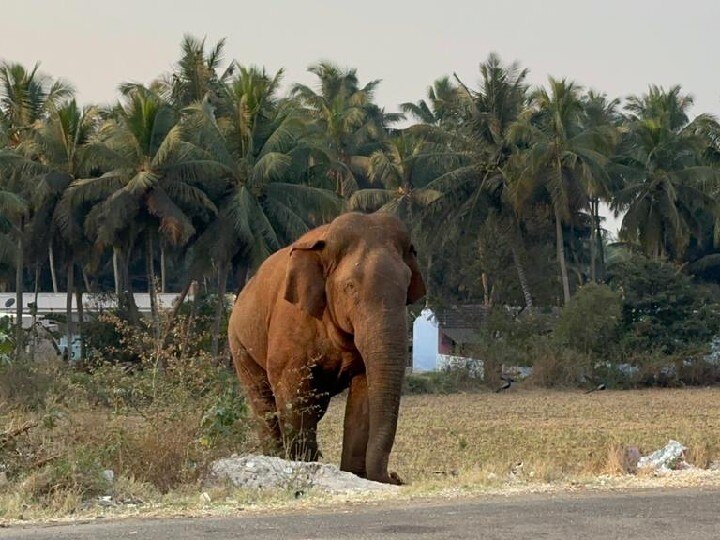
xmin=228 ymin=212 xmax=426 ymax=484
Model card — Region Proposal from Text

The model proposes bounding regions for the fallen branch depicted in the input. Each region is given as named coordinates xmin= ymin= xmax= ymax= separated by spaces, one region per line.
xmin=0 ymin=420 xmax=38 ymax=448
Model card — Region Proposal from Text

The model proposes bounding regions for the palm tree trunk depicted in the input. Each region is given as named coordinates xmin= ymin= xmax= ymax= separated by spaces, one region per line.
xmin=481 ymin=272 xmax=490 ymax=307
xmin=511 ymin=246 xmax=533 ymax=309
xmin=161 ymin=279 xmax=192 ymax=347
xmin=146 ymin=234 xmax=159 ymax=340
xmin=115 ymin=246 xmax=140 ymax=325
xmin=555 ymin=207 xmax=571 ymax=305
xmin=211 ymin=262 xmax=229 ymax=359
xmin=589 ymin=199 xmax=597 ymax=282
xmin=160 ymin=243 xmax=166 ymax=293
xmin=180 ymin=280 xmax=199 ymax=361
xmin=15 ymin=232 xmax=24 ymax=359
xmin=65 ymin=260 xmax=74 ymax=362
xmin=49 ymin=244 xmax=58 ymax=293
xmin=75 ymin=287 xmax=84 ymax=365
xmin=82 ymin=269 xmax=92 ymax=293
xmin=112 ymin=247 xmax=120 ymax=296
xmin=30 ymin=264 xmax=40 ymax=360
xmin=595 ymin=200 xmax=606 ymax=281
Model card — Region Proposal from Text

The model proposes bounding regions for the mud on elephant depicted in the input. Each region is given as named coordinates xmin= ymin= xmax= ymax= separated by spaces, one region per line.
xmin=228 ymin=212 xmax=426 ymax=484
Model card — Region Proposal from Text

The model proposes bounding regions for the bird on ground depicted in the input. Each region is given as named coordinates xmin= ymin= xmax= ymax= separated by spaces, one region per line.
xmin=495 ymin=376 xmax=515 ymax=393
xmin=584 ymin=383 xmax=607 ymax=394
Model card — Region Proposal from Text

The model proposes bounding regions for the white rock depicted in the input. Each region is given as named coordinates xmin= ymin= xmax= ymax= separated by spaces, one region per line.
xmin=205 ymin=455 xmax=398 ymax=494
xmin=101 ymin=469 xmax=114 ymax=484
xmin=637 ymin=440 xmax=695 ymax=474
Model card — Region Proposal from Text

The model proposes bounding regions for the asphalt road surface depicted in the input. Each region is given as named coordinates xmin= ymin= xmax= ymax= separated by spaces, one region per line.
xmin=2 ymin=488 xmax=719 ymax=539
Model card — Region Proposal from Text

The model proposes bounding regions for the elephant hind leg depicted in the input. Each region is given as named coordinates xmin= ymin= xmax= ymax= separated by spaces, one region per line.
xmin=230 ymin=342 xmax=282 ymax=455
xmin=340 ymin=373 xmax=369 ymax=477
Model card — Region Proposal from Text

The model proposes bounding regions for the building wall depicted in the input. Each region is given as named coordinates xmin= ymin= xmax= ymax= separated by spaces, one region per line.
xmin=412 ymin=308 xmax=440 ymax=371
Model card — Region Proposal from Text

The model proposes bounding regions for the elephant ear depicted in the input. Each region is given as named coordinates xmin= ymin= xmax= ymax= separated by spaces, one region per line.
xmin=406 ymin=245 xmax=427 ymax=305
xmin=283 ymin=239 xmax=327 ymax=318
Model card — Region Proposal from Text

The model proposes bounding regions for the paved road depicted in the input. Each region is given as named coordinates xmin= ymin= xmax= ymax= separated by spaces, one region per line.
xmin=2 ymin=488 xmax=719 ymax=539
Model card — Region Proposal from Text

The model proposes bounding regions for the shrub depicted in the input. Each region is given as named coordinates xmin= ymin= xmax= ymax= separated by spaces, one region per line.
xmin=553 ymin=283 xmax=621 ymax=356
xmin=607 ymin=256 xmax=720 ymax=355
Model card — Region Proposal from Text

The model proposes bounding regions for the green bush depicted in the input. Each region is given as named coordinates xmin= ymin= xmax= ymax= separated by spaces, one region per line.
xmin=608 ymin=256 xmax=720 ymax=355
xmin=553 ymin=283 xmax=622 ymax=356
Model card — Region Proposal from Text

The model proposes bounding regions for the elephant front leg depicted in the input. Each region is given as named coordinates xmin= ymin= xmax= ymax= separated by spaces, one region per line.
xmin=274 ymin=376 xmax=330 ymax=461
xmin=340 ymin=373 xmax=369 ymax=477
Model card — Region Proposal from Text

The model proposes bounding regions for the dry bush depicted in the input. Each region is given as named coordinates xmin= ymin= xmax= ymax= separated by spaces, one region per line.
xmin=526 ymin=345 xmax=591 ymax=388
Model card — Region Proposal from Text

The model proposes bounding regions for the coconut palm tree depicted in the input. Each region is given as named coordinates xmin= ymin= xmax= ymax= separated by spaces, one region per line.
xmin=510 ymin=77 xmax=613 ymax=304
xmin=421 ymin=53 xmax=535 ymax=307
xmin=612 ymin=86 xmax=720 ymax=260
xmin=184 ymin=65 xmax=341 ymax=356
xmin=400 ymin=76 xmax=461 ymax=127
xmin=348 ymin=132 xmax=442 ymax=224
xmin=61 ymin=85 xmax=217 ymax=323
xmin=0 ymin=61 xmax=73 ymax=353
xmin=291 ymin=62 xmax=400 ymax=198
xmin=158 ymin=34 xmax=235 ymax=109
xmin=1 ymin=99 xmax=99 ymax=361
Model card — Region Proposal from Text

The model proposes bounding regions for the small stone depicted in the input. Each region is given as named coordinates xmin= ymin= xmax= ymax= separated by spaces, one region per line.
xmin=0 ymin=471 xmax=8 ymax=487
xmin=623 ymin=446 xmax=642 ymax=474
xmin=101 ymin=470 xmax=114 ymax=484
xmin=97 ymin=496 xmax=114 ymax=507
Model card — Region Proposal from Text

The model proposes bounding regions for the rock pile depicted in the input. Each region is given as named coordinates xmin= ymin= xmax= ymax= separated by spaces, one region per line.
xmin=205 ymin=455 xmax=398 ymax=494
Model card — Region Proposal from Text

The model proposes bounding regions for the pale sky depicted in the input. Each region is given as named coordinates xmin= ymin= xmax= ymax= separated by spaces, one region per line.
xmin=4 ymin=0 xmax=719 ymax=234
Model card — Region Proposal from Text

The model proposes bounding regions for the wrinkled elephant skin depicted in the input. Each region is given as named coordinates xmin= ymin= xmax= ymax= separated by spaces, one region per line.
xmin=228 ymin=213 xmax=426 ymax=484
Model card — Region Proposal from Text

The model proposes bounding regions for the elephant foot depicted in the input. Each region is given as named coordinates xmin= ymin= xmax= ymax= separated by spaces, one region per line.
xmin=388 ymin=471 xmax=405 ymax=485
xmin=367 ymin=470 xmax=405 ymax=485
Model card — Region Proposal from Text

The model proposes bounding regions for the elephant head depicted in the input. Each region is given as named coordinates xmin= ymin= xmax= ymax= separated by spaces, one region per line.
xmin=282 ymin=212 xmax=425 ymax=481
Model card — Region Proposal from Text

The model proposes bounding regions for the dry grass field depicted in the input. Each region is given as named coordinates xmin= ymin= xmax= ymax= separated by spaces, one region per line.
xmin=320 ymin=388 xmax=720 ymax=486
xmin=3 ymin=387 xmax=720 ymax=522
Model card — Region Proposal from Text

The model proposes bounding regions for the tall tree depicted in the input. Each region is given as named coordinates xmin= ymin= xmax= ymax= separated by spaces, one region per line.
xmin=613 ymin=85 xmax=720 ymax=260
xmin=510 ymin=77 xmax=613 ymax=304
xmin=0 ymin=61 xmax=73 ymax=354
xmin=292 ymin=62 xmax=400 ymax=198
xmin=61 ymin=85 xmax=216 ymax=322
xmin=185 ymin=66 xmax=340 ymax=356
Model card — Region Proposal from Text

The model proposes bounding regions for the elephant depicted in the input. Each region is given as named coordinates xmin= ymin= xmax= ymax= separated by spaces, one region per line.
xmin=228 ymin=212 xmax=426 ymax=484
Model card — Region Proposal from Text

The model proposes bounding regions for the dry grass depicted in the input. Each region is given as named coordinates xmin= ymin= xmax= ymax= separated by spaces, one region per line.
xmin=319 ymin=388 xmax=720 ymax=486
xmin=3 ymin=387 xmax=720 ymax=523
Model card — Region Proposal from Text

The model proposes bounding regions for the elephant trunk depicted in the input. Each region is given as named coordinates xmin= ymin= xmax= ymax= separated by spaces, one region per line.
xmin=355 ymin=309 xmax=408 ymax=483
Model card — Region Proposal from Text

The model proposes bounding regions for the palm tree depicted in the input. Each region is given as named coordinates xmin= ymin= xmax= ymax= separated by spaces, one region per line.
xmin=185 ymin=65 xmax=341 ymax=356
xmin=400 ymin=76 xmax=461 ymax=127
xmin=0 ymin=187 xmax=27 ymax=356
xmin=0 ymin=61 xmax=73 ymax=148
xmin=581 ymin=91 xmax=621 ymax=280
xmin=348 ymin=132 xmax=442 ymax=224
xmin=158 ymin=34 xmax=234 ymax=109
xmin=2 ymin=99 xmax=98 ymax=361
xmin=61 ymin=85 xmax=216 ymax=324
xmin=421 ymin=54 xmax=535 ymax=307
xmin=0 ymin=61 xmax=73 ymax=354
xmin=510 ymin=77 xmax=613 ymax=304
xmin=612 ymin=86 xmax=720 ymax=260
xmin=292 ymin=62 xmax=400 ymax=198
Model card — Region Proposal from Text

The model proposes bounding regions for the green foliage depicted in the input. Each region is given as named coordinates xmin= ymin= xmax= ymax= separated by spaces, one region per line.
xmin=0 ymin=317 xmax=13 ymax=362
xmin=608 ymin=256 xmax=720 ymax=354
xmin=554 ymin=283 xmax=622 ymax=356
